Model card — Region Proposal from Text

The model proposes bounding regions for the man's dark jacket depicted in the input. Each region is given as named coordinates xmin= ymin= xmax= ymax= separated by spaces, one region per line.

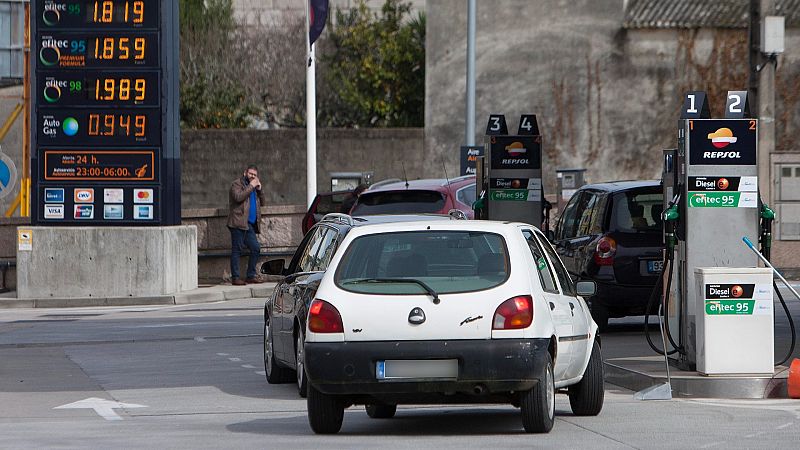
xmin=227 ymin=177 xmax=267 ymax=233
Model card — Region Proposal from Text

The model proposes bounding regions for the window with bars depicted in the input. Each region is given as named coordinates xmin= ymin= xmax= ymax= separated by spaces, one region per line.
xmin=0 ymin=1 xmax=25 ymax=81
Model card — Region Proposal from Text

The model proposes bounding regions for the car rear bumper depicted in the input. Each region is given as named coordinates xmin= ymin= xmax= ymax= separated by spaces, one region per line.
xmin=304 ymin=338 xmax=550 ymax=397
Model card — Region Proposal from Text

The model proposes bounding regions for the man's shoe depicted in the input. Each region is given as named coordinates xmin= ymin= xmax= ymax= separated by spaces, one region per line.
xmin=245 ymin=277 xmax=266 ymax=284
xmin=232 ymin=279 xmax=246 ymax=286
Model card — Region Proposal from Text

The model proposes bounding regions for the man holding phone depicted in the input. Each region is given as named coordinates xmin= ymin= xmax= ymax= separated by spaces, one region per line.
xmin=227 ymin=165 xmax=267 ymax=285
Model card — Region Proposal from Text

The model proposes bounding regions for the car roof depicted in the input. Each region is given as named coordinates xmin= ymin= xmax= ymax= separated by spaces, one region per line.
xmin=578 ymin=179 xmax=661 ymax=193
xmin=316 ymin=213 xmax=454 ymax=232
xmin=342 ymin=219 xmax=533 ymax=238
xmin=363 ymin=176 xmax=475 ymax=193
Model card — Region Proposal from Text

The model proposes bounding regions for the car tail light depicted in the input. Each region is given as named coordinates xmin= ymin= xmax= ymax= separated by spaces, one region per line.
xmin=593 ymin=236 xmax=617 ymax=266
xmin=308 ymin=299 xmax=344 ymax=333
xmin=493 ymin=295 xmax=533 ymax=330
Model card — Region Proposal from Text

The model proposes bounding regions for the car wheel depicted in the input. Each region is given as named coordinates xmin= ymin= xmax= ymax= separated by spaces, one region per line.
xmin=264 ymin=318 xmax=292 ymax=384
xmin=568 ymin=340 xmax=605 ymax=416
xmin=365 ymin=404 xmax=397 ymax=419
xmin=520 ymin=353 xmax=555 ymax=433
xmin=296 ymin=328 xmax=308 ymax=398
xmin=590 ymin=301 xmax=609 ymax=332
xmin=307 ymin=384 xmax=345 ymax=434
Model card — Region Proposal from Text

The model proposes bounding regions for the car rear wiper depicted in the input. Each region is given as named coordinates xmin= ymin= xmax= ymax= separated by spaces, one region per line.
xmin=342 ymin=278 xmax=441 ymax=304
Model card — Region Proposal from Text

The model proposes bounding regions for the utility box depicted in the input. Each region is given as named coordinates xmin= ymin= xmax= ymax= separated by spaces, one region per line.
xmin=695 ymin=267 xmax=774 ymax=376
xmin=330 ymin=172 xmax=373 ymax=192
xmin=556 ymin=168 xmax=586 ymax=210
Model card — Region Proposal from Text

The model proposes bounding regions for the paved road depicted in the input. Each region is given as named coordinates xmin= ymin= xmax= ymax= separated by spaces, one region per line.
xmin=1 ymin=295 xmax=799 ymax=449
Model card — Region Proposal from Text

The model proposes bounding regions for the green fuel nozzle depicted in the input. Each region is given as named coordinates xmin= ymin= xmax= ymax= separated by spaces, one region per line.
xmin=662 ymin=204 xmax=679 ymax=260
xmin=760 ymin=203 xmax=775 ymax=220
xmin=760 ymin=203 xmax=775 ymax=252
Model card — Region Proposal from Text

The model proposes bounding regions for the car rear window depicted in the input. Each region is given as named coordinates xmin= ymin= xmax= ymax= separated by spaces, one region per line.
xmin=316 ymin=192 xmax=350 ymax=215
xmin=335 ymin=230 xmax=509 ymax=295
xmin=611 ymin=190 xmax=663 ymax=233
xmin=350 ymin=190 xmax=445 ymax=215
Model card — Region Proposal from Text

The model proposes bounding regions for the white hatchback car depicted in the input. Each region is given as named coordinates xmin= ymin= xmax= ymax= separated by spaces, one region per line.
xmin=303 ymin=220 xmax=603 ymax=434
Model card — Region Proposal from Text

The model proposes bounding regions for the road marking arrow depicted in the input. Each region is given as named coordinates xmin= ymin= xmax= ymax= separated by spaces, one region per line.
xmin=54 ymin=397 xmax=147 ymax=421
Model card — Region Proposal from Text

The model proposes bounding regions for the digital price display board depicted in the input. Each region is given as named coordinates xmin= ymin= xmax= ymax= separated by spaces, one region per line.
xmin=31 ymin=0 xmax=179 ymax=225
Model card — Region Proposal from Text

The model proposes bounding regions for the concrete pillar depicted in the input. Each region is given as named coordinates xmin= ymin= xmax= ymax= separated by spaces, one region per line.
xmin=16 ymin=226 xmax=197 ymax=299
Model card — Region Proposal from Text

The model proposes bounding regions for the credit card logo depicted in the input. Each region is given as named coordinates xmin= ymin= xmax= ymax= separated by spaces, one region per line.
xmin=103 ymin=204 xmax=124 ymax=220
xmin=44 ymin=188 xmax=64 ymax=203
xmin=74 ymin=204 xmax=94 ymax=219
xmin=44 ymin=204 xmax=64 ymax=219
xmin=74 ymin=188 xmax=94 ymax=203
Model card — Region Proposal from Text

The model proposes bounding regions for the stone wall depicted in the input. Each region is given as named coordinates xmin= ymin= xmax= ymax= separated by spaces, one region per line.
xmin=232 ymin=0 xmax=425 ymax=26
xmin=181 ymin=128 xmax=426 ymax=208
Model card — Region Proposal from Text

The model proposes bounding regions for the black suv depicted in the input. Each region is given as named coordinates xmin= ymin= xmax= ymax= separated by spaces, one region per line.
xmin=553 ymin=181 xmax=663 ymax=330
xmin=261 ymin=213 xmax=453 ymax=397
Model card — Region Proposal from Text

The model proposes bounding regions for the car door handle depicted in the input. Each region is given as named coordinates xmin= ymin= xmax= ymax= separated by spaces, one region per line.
xmin=569 ymin=302 xmax=575 ymax=316
xmin=549 ymin=302 xmax=555 ymax=311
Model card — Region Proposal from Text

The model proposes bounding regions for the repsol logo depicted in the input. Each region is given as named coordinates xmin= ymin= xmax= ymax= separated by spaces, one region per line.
xmin=703 ymin=151 xmax=741 ymax=159
xmin=501 ymin=159 xmax=529 ymax=165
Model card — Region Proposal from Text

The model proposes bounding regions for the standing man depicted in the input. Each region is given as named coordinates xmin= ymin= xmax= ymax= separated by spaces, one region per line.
xmin=228 ymin=165 xmax=267 ymax=285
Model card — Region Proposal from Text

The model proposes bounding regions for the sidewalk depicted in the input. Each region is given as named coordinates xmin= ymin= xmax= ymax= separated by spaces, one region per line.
xmin=0 ymin=282 xmax=277 ymax=309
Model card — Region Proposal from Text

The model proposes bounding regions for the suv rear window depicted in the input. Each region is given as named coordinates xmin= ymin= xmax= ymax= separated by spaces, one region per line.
xmin=611 ymin=190 xmax=663 ymax=233
xmin=335 ymin=231 xmax=509 ymax=294
xmin=350 ymin=190 xmax=445 ymax=215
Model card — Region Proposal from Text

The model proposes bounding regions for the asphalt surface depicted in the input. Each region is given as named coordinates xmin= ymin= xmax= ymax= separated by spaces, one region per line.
xmin=0 ymin=292 xmax=799 ymax=449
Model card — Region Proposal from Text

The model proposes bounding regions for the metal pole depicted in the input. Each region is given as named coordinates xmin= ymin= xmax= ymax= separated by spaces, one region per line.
xmin=757 ymin=0 xmax=775 ymax=208
xmin=465 ymin=0 xmax=476 ymax=146
xmin=22 ymin=0 xmax=29 ymax=216
xmin=306 ymin=2 xmax=317 ymax=208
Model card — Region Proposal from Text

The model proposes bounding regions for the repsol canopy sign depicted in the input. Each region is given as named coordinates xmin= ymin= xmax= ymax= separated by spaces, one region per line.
xmin=688 ymin=119 xmax=756 ymax=166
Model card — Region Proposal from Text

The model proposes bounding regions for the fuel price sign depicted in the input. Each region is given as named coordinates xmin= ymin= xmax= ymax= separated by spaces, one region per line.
xmin=31 ymin=0 xmax=179 ymax=225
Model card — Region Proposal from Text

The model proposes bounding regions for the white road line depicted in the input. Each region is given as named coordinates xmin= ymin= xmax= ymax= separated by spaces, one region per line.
xmin=745 ymin=432 xmax=765 ymax=438
xmin=255 ymin=371 xmax=266 ymax=376
xmin=228 ymin=357 xmax=241 ymax=362
xmin=241 ymin=364 xmax=255 ymax=369
xmin=194 ymin=337 xmax=206 ymax=342
xmin=777 ymin=422 xmax=794 ymax=429
xmin=699 ymin=443 xmax=724 ymax=449
xmin=217 ymin=353 xmax=229 ymax=356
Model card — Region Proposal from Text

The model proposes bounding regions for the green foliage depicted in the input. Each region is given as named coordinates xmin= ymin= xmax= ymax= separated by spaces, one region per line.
xmin=321 ymin=0 xmax=425 ymax=127
xmin=179 ymin=0 xmax=254 ymax=128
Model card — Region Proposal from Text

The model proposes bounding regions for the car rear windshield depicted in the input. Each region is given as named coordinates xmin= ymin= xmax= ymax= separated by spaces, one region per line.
xmin=316 ymin=192 xmax=351 ymax=215
xmin=611 ymin=189 xmax=663 ymax=233
xmin=350 ymin=190 xmax=445 ymax=215
xmin=335 ymin=230 xmax=509 ymax=295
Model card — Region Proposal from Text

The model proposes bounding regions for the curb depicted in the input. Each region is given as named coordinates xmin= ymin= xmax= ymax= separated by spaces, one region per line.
xmin=0 ymin=284 xmax=276 ymax=309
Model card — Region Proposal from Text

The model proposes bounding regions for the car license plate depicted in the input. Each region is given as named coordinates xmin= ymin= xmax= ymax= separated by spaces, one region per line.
xmin=647 ymin=260 xmax=663 ymax=274
xmin=376 ymin=359 xmax=458 ymax=380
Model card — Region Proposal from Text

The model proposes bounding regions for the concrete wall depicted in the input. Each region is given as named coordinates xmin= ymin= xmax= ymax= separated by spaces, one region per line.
xmin=181 ymin=128 xmax=426 ymax=208
xmin=16 ymin=226 xmax=197 ymax=299
xmin=425 ymin=0 xmax=800 ymax=268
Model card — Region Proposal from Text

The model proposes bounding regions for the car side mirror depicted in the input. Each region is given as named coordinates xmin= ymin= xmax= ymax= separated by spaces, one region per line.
xmin=575 ymin=280 xmax=596 ymax=297
xmin=261 ymin=259 xmax=286 ymax=276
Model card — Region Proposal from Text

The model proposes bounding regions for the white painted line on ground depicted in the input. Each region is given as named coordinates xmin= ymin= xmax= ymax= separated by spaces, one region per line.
xmin=777 ymin=422 xmax=793 ymax=429
xmin=255 ymin=371 xmax=266 ymax=376
xmin=228 ymin=357 xmax=241 ymax=362
xmin=745 ymin=432 xmax=765 ymax=438
xmin=699 ymin=442 xmax=724 ymax=449
xmin=54 ymin=397 xmax=146 ymax=421
xmin=241 ymin=364 xmax=256 ymax=369
xmin=216 ymin=353 xmax=229 ymax=356
xmin=194 ymin=337 xmax=206 ymax=342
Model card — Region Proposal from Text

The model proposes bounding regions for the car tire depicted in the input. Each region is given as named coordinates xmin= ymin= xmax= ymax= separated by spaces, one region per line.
xmin=568 ymin=340 xmax=605 ymax=416
xmin=264 ymin=318 xmax=293 ymax=384
xmin=520 ymin=353 xmax=555 ymax=433
xmin=296 ymin=328 xmax=308 ymax=398
xmin=307 ymin=384 xmax=345 ymax=434
xmin=590 ymin=301 xmax=609 ymax=332
xmin=365 ymin=404 xmax=397 ymax=419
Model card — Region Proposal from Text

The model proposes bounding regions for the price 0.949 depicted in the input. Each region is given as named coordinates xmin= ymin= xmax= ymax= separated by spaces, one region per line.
xmin=88 ymin=113 xmax=146 ymax=137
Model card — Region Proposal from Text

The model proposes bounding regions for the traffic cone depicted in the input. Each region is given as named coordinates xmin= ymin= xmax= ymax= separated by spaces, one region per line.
xmin=789 ymin=359 xmax=800 ymax=399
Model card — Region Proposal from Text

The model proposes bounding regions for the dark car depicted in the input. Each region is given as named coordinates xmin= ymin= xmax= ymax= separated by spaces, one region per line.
xmin=349 ymin=176 xmax=476 ymax=219
xmin=552 ymin=180 xmax=664 ymax=330
xmin=262 ymin=213 xmax=454 ymax=397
